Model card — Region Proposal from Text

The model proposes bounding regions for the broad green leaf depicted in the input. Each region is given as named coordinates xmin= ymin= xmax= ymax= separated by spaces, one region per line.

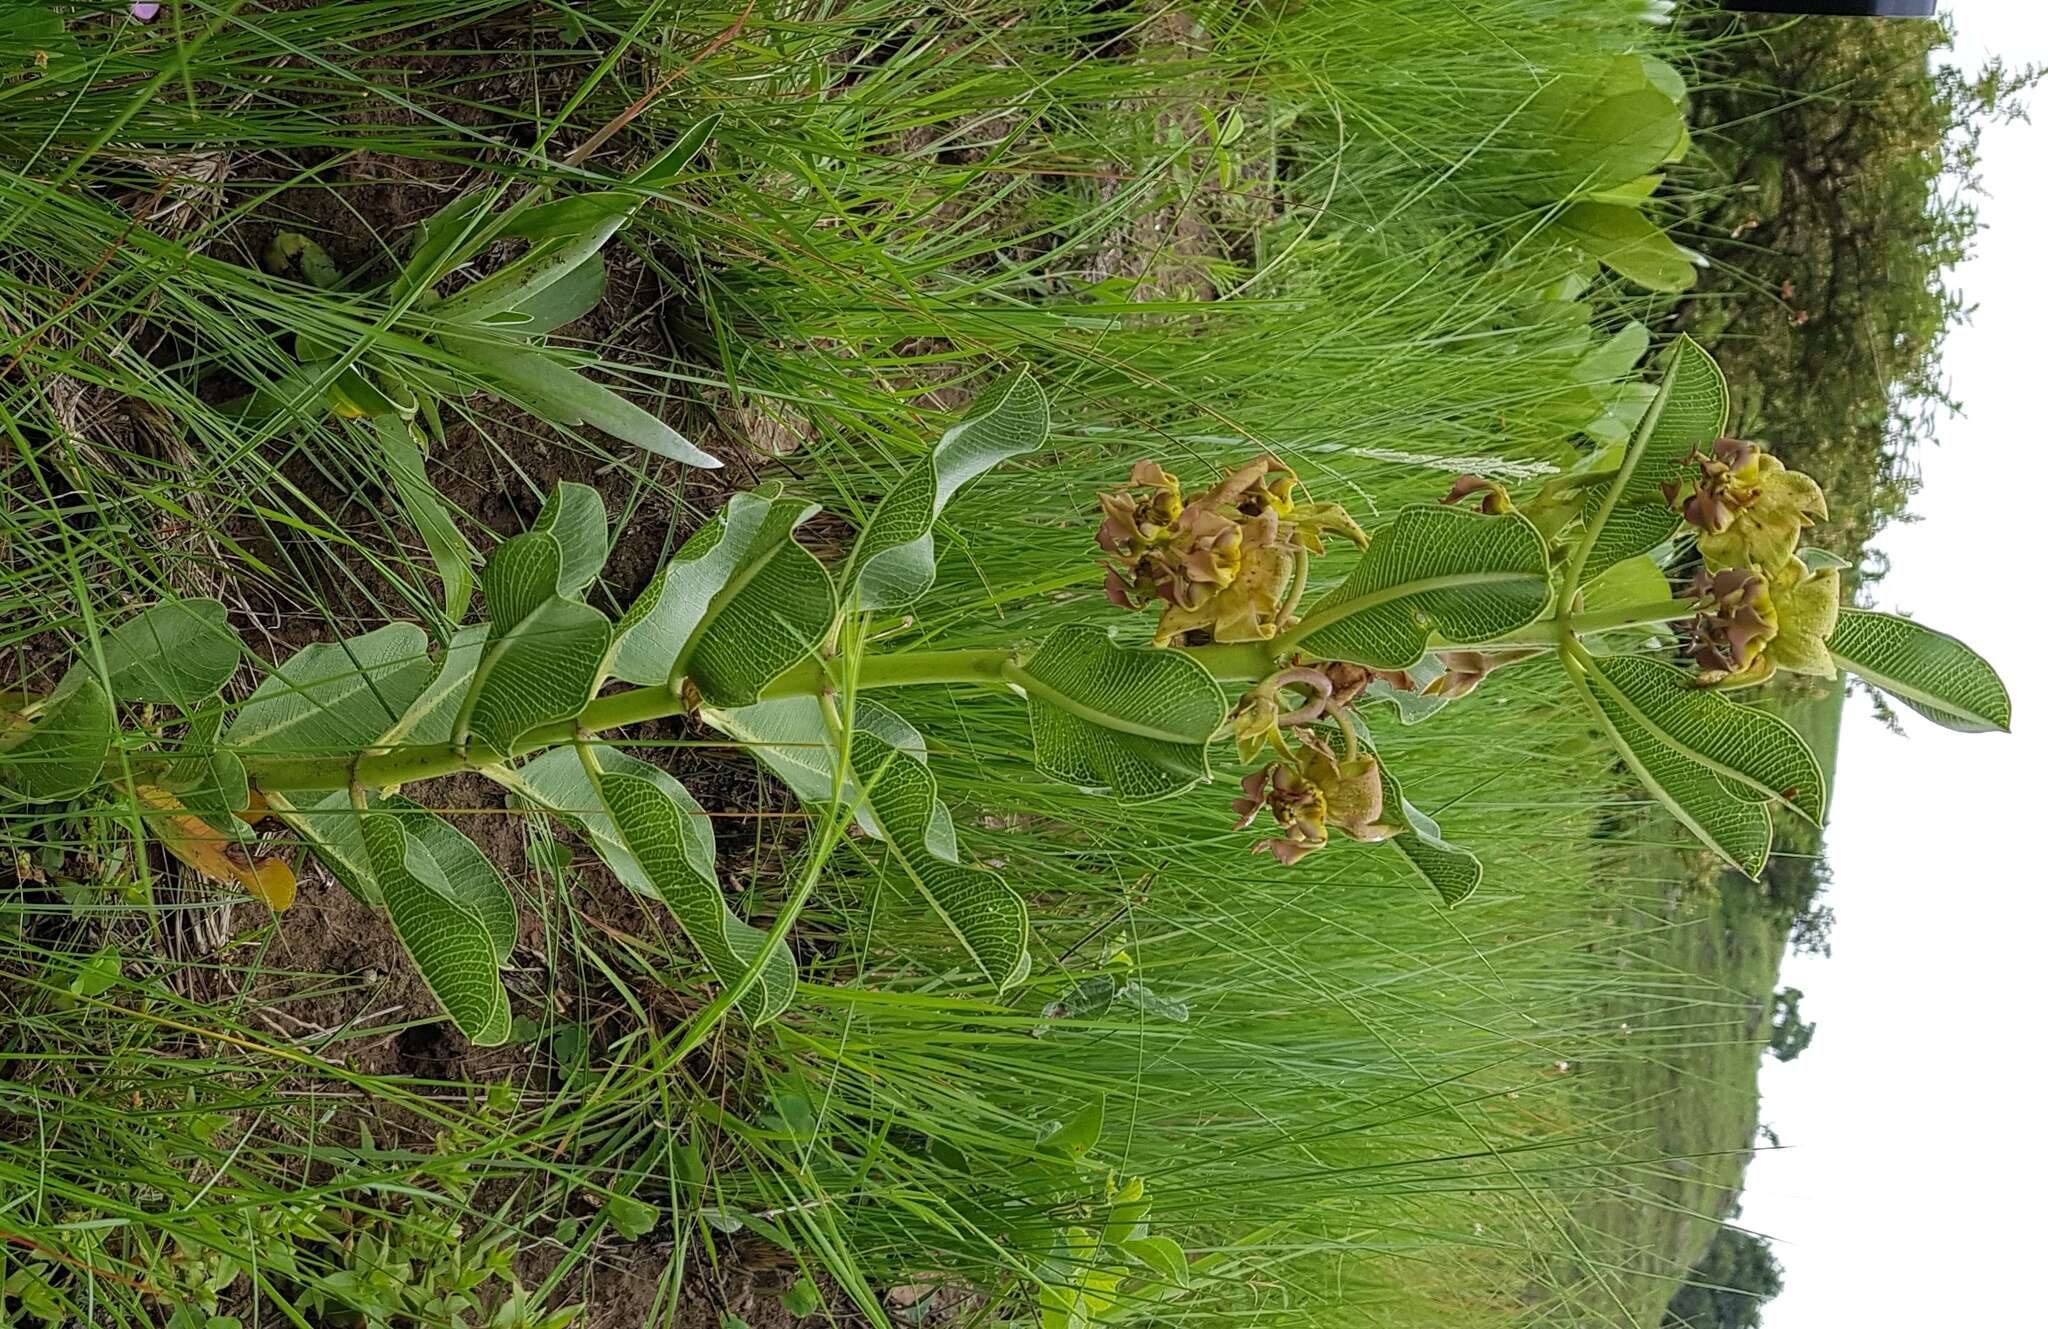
xmin=225 ymin=624 xmax=435 ymax=770
xmin=1122 ymin=1235 xmax=1190 ymax=1286
xmin=1565 ymin=653 xmax=1771 ymax=877
xmin=1579 ymin=554 xmax=1674 ymax=617
xmin=1575 ymin=320 xmax=1651 ymax=388
xmin=1516 ymin=55 xmax=1684 ymax=203
xmin=1827 ymin=609 xmax=2012 ymax=734
xmin=1545 ymin=89 xmax=1686 ymax=196
xmin=266 ymin=788 xmax=377 ymax=903
xmin=362 ymin=811 xmax=512 ymax=1045
xmin=1290 ymin=506 xmax=1551 ymax=668
xmin=701 ymin=695 xmax=957 ymax=857
xmin=848 ymin=731 xmax=1030 ymax=989
xmin=1014 ymin=625 xmax=1226 ymax=802
xmin=0 ymin=670 xmax=114 ymax=803
xmin=381 ymin=795 xmax=517 ymax=963
xmin=601 ymin=769 xmax=798 ymax=1025
xmin=456 ymin=339 xmax=721 ymax=469
xmin=850 ymin=374 xmax=1051 ymax=611
xmin=459 ymin=535 xmax=609 ymax=759
xmin=1372 ymin=754 xmax=1482 ymax=906
xmin=494 ymin=253 xmax=605 ymax=335
xmin=1585 ymin=655 xmax=1824 ymax=822
xmin=372 ymin=414 xmax=477 ymax=620
xmin=95 ymin=598 xmax=240 ymax=706
xmin=433 ymin=212 xmax=628 ymax=323
xmin=610 ymin=489 xmax=836 ymax=706
xmin=530 ymin=481 xmax=609 ymax=596
xmin=269 ymin=791 xmax=517 ymax=961
xmin=1578 ymin=553 xmax=1680 ymax=655
xmin=1038 ymin=1096 xmax=1104 ymax=1159
xmin=166 ymin=746 xmax=249 ymax=833
xmin=499 ymin=746 xmax=796 ymax=1026
xmin=376 ymin=624 xmax=489 ymax=750
xmin=1392 ymin=806 xmax=1482 ymax=907
xmin=1551 ymin=202 xmax=1697 ymax=293
xmin=1574 ymin=335 xmax=1727 ymax=583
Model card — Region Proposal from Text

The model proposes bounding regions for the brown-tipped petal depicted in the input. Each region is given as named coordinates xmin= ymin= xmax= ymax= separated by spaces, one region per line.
xmin=1253 ymin=834 xmax=1321 ymax=866
xmin=1441 ymin=475 xmax=1490 ymax=504
xmin=1103 ymin=568 xmax=1137 ymax=610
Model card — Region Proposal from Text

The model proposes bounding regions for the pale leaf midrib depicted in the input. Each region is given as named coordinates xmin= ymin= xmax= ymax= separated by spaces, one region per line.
xmin=1006 ymin=665 xmax=1213 ymax=746
xmin=672 ymin=507 xmax=818 ymax=685
xmin=1565 ymin=656 xmax=1758 ymax=874
xmin=1293 ymin=569 xmax=1546 ymax=644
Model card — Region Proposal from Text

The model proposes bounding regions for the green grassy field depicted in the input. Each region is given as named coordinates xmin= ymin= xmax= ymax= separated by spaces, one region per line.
xmin=0 ymin=4 xmax=1838 ymax=1327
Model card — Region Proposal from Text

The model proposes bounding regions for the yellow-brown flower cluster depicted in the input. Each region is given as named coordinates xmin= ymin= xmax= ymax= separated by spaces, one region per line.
xmin=1666 ymin=438 xmax=1840 ymax=687
xmin=1231 ymin=734 xmax=1399 ymax=866
xmin=1098 ymin=457 xmax=1365 ymax=646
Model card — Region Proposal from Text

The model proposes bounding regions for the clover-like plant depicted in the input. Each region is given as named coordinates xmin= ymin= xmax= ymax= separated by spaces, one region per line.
xmin=0 ymin=342 xmax=2009 ymax=1045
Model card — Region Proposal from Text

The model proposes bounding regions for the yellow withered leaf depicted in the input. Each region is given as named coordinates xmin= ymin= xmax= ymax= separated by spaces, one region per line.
xmin=136 ymin=785 xmax=297 ymax=911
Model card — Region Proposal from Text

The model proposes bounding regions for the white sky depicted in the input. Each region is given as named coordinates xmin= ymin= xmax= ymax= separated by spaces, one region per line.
xmin=1742 ymin=6 xmax=2048 ymax=1326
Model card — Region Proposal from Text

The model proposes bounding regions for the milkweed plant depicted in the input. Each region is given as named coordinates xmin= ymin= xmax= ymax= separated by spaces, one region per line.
xmin=0 ymin=340 xmax=2010 ymax=1047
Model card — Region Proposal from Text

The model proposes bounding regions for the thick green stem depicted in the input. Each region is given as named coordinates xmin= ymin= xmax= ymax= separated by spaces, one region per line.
xmin=230 ymin=604 xmax=1679 ymax=798
xmin=1467 ymin=598 xmax=1689 ymax=651
xmin=1563 ymin=599 xmax=1695 ymax=637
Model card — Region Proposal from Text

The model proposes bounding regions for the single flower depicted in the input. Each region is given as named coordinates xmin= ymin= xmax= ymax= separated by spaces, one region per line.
xmin=1668 ymin=439 xmax=1827 ymax=573
xmin=1684 ymin=567 xmax=1778 ymax=682
xmin=1237 ymin=735 xmax=1398 ymax=865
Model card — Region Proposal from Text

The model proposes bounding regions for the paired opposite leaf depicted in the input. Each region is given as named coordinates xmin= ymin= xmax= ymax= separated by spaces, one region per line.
xmin=847 ymin=731 xmax=1031 ymax=990
xmin=1290 ymin=506 xmax=1551 ymax=667
xmin=1565 ymin=652 xmax=1778 ymax=878
xmin=498 ymin=746 xmax=796 ymax=1027
xmin=269 ymin=791 xmax=518 ymax=959
xmin=224 ymin=624 xmax=436 ymax=775
xmin=1574 ymin=335 xmax=1727 ymax=583
xmin=0 ymin=670 xmax=114 ymax=803
xmin=850 ymin=374 xmax=1052 ymax=611
xmin=1827 ymin=609 xmax=2012 ymax=734
xmin=362 ymin=810 xmax=513 ymax=1045
xmin=702 ymin=695 xmax=958 ymax=857
xmin=1586 ymin=655 xmax=1826 ymax=824
xmin=458 ymin=487 xmax=612 ymax=758
xmin=610 ymin=488 xmax=837 ymax=706
xmin=95 ymin=598 xmax=241 ymax=706
xmin=1014 ymin=625 xmax=1226 ymax=802
xmin=602 ymin=769 xmax=797 ymax=1025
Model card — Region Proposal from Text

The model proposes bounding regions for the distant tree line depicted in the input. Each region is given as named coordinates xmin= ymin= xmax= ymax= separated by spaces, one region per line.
xmin=1675 ymin=12 xmax=2037 ymax=576
xmin=1664 ymin=1222 xmax=1784 ymax=1329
